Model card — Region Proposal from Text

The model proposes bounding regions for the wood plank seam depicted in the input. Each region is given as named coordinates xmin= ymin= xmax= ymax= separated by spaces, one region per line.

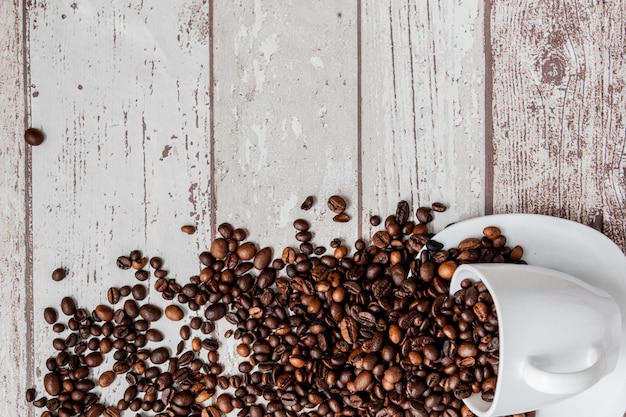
xmin=22 ymin=0 xmax=35 ymax=414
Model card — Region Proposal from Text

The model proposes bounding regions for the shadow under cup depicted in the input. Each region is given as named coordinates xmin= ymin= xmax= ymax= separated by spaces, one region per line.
xmin=449 ymin=264 xmax=622 ymax=417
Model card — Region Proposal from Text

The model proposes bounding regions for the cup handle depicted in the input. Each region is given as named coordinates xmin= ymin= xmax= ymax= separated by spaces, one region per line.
xmin=523 ymin=346 xmax=606 ymax=395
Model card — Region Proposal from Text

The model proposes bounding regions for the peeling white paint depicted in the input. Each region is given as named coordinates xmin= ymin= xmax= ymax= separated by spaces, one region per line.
xmin=291 ymin=116 xmax=302 ymax=137
xmin=309 ymin=55 xmax=324 ymax=69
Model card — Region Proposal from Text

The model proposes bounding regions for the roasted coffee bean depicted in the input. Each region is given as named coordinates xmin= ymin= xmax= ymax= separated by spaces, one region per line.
xmin=333 ymin=212 xmax=351 ymax=223
xmin=116 ymin=256 xmax=132 ymax=270
xmin=131 ymin=284 xmax=147 ymax=300
xmin=51 ymin=268 xmax=66 ymax=281
xmin=150 ymin=347 xmax=170 ymax=364
xmin=60 ymin=297 xmax=77 ymax=316
xmin=43 ymin=373 xmax=62 ymax=396
xmin=164 ymin=305 xmax=184 ymax=321
xmin=300 ymin=195 xmax=314 ymax=210
xmin=43 ymin=307 xmax=58 ymax=325
xmin=327 ymin=195 xmax=347 ymax=213
xmin=24 ymin=127 xmax=45 ymax=146
xmin=205 ymin=303 xmax=227 ymax=321
xmin=416 ymin=206 xmax=433 ymax=223
xmin=138 ymin=304 xmax=162 ymax=322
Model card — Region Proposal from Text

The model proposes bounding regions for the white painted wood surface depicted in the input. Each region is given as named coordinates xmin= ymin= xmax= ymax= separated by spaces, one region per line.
xmin=0 ymin=2 xmax=30 ymax=416
xmin=1 ymin=0 xmax=625 ymax=415
xmin=360 ymin=0 xmax=485 ymax=236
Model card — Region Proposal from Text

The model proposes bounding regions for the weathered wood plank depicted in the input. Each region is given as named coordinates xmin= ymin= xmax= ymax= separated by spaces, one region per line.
xmin=0 ymin=2 xmax=29 ymax=414
xmin=212 ymin=1 xmax=359 ymax=249
xmin=27 ymin=0 xmax=211 ymax=401
xmin=360 ymin=0 xmax=486 ymax=235
xmin=490 ymin=0 xmax=626 ymax=252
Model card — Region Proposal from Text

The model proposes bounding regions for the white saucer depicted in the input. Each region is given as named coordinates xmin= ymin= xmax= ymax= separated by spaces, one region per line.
xmin=430 ymin=214 xmax=626 ymax=417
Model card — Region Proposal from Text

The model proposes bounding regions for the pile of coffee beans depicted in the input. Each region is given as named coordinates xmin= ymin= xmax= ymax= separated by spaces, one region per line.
xmin=27 ymin=198 xmax=536 ymax=417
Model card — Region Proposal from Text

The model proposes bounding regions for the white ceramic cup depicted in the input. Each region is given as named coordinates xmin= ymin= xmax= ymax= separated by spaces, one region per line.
xmin=449 ymin=264 xmax=622 ymax=417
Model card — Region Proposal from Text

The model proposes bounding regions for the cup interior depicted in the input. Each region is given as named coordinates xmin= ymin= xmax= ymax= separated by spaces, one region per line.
xmin=449 ymin=265 xmax=502 ymax=417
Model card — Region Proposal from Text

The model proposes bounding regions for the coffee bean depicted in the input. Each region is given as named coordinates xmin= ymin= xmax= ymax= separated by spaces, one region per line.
xmin=372 ymin=231 xmax=391 ymax=249
xmin=107 ymin=287 xmax=120 ymax=304
xmin=253 ymin=247 xmax=272 ymax=270
xmin=150 ymin=347 xmax=170 ymax=364
xmin=43 ymin=373 xmax=62 ymax=396
xmin=98 ymin=370 xmax=115 ymax=387
xmin=116 ymin=256 xmax=132 ymax=270
xmin=43 ymin=307 xmax=58 ymax=325
xmin=395 ymin=200 xmax=410 ymax=224
xmin=327 ymin=195 xmax=346 ymax=213
xmin=432 ymin=202 xmax=447 ymax=212
xmin=131 ymin=284 xmax=147 ymax=301
xmin=204 ymin=303 xmax=227 ymax=321
xmin=60 ymin=297 xmax=76 ymax=316
xmin=103 ymin=406 xmax=121 ymax=417
xmin=24 ymin=127 xmax=45 ymax=146
xmin=163 ymin=305 xmax=184 ymax=321
xmin=181 ymin=225 xmax=196 ymax=234
xmin=138 ymin=304 xmax=162 ymax=322
xmin=51 ymin=268 xmax=66 ymax=281
xmin=94 ymin=304 xmax=113 ymax=321
xmin=85 ymin=404 xmax=105 ymax=417
xmin=416 ymin=206 xmax=433 ymax=223
xmin=300 ymin=195 xmax=314 ymax=210
xmin=237 ymin=242 xmax=257 ymax=261
xmin=333 ymin=213 xmax=351 ymax=223
xmin=216 ymin=394 xmax=234 ymax=413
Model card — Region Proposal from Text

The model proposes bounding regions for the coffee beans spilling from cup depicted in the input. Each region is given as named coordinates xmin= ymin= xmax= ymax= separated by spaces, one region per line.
xmin=27 ymin=199 xmax=535 ymax=417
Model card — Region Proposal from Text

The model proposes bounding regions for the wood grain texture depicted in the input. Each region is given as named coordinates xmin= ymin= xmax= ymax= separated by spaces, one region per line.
xmin=0 ymin=0 xmax=33 ymax=416
xmin=490 ymin=0 xmax=626 ymax=251
xmin=360 ymin=0 xmax=486 ymax=235
xmin=213 ymin=1 xmax=359 ymax=249
xmin=0 ymin=2 xmax=30 ymax=414
xmin=27 ymin=0 xmax=211 ymax=401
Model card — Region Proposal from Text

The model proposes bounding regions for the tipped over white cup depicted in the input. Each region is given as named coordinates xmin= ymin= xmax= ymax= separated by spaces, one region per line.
xmin=449 ymin=264 xmax=622 ymax=417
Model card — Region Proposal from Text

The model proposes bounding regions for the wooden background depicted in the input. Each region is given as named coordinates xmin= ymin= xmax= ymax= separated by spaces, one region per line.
xmin=1 ymin=0 xmax=624 ymax=415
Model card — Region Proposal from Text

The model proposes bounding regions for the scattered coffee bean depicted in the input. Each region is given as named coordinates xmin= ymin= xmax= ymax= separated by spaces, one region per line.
xmin=24 ymin=127 xmax=45 ymax=146
xmin=327 ymin=195 xmax=347 ymax=213
xmin=300 ymin=195 xmax=314 ymax=210
xmin=51 ymin=268 xmax=66 ymax=281
xmin=181 ymin=225 xmax=196 ymax=234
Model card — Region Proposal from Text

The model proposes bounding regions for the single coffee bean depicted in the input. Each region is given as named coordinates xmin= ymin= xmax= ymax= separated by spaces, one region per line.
xmin=107 ymin=287 xmax=120 ymax=304
xmin=131 ymin=284 xmax=147 ymax=301
xmin=25 ymin=388 xmax=36 ymax=402
xmin=116 ymin=256 xmax=132 ymax=270
xmin=94 ymin=304 xmax=113 ymax=321
xmin=150 ymin=347 xmax=170 ymax=364
xmin=300 ymin=195 xmax=314 ymax=210
xmin=134 ymin=270 xmax=149 ymax=281
xmin=237 ymin=242 xmax=257 ymax=261
xmin=327 ymin=195 xmax=347 ymax=213
xmin=205 ymin=303 xmax=227 ymax=321
xmin=24 ymin=127 xmax=45 ymax=146
xmin=43 ymin=307 xmax=58 ymax=324
xmin=43 ymin=373 xmax=62 ymax=396
xmin=51 ymin=268 xmax=66 ymax=281
xmin=333 ymin=213 xmax=351 ymax=223
xmin=84 ymin=352 xmax=104 ymax=367
xmin=216 ymin=394 xmax=234 ymax=413
xmin=60 ymin=297 xmax=77 ymax=316
xmin=181 ymin=225 xmax=196 ymax=234
xmin=138 ymin=304 xmax=162 ymax=322
xmin=416 ymin=206 xmax=433 ymax=223
xmin=164 ymin=305 xmax=184 ymax=321
xmin=98 ymin=371 xmax=115 ymax=388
